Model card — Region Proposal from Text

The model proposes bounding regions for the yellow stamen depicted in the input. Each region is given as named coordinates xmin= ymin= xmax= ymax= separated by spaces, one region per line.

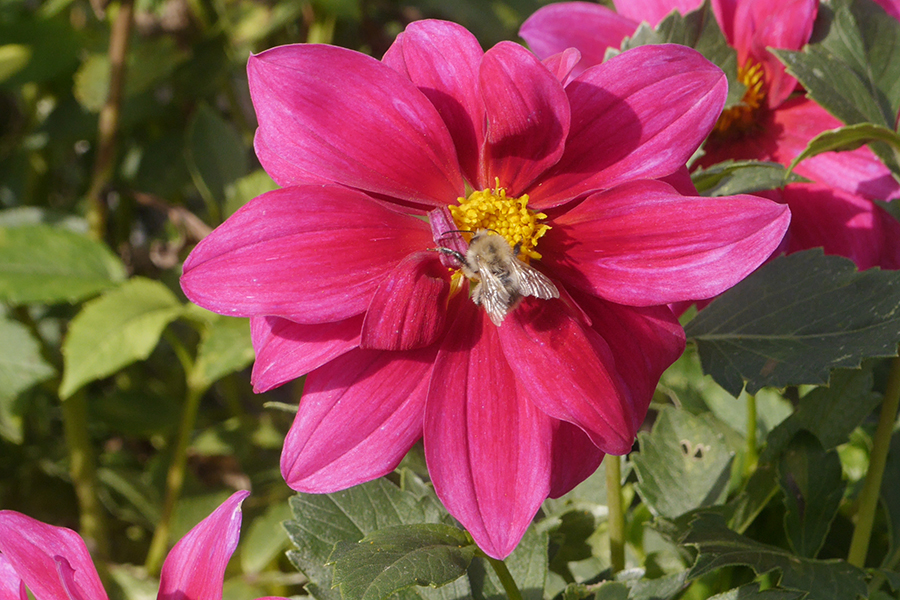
xmin=449 ymin=179 xmax=550 ymax=261
xmin=713 ymin=60 xmax=767 ymax=137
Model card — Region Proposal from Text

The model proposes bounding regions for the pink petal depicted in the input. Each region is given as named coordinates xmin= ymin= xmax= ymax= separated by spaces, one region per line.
xmin=382 ymin=20 xmax=486 ymax=188
xmin=361 ymin=252 xmax=451 ymax=351
xmin=540 ymin=179 xmax=790 ymax=304
xmin=530 ymin=44 xmax=727 ymax=208
xmin=575 ymin=292 xmax=685 ymax=405
xmin=0 ymin=555 xmax=27 ymax=600
xmin=248 ymin=43 xmax=463 ymax=204
xmin=480 ymin=42 xmax=571 ymax=194
xmin=731 ymin=0 xmax=816 ymax=107
xmin=181 ymin=186 xmax=433 ymax=322
xmin=425 ymin=300 xmax=553 ymax=559
xmin=519 ymin=2 xmax=637 ymax=75
xmin=768 ymin=98 xmax=900 ymax=201
xmin=281 ymin=346 xmax=436 ymax=492
xmin=781 ymin=183 xmax=900 ymax=271
xmin=875 ymin=0 xmax=900 ymax=20
xmin=159 ymin=491 xmax=249 ymax=600
xmin=498 ymin=297 xmax=637 ymax=454
xmin=250 ymin=314 xmax=363 ymax=393
xmin=541 ymin=48 xmax=583 ymax=86
xmin=0 ymin=512 xmax=108 ymax=600
xmin=612 ymin=0 xmax=705 ymax=26
xmin=548 ymin=421 xmax=606 ymax=498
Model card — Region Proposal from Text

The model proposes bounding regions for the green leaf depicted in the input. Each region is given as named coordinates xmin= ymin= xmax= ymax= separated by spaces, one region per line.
xmin=189 ymin=314 xmax=254 ymax=391
xmin=632 ymin=407 xmax=734 ymax=519
xmin=685 ymin=250 xmax=900 ymax=396
xmin=683 ymin=513 xmax=867 ymax=598
xmin=0 ymin=316 xmax=56 ymax=443
xmin=771 ymin=0 xmax=900 ymax=169
xmin=787 ymin=123 xmax=900 ymax=179
xmin=224 ymin=169 xmax=279 ymax=218
xmin=0 ymin=224 xmax=126 ymax=305
xmin=186 ymin=104 xmax=248 ymax=206
xmin=691 ymin=161 xmax=807 ymax=197
xmin=708 ymin=584 xmax=802 ymax=599
xmin=617 ymin=1 xmax=745 ymax=109
xmin=777 ymin=432 xmax=844 ymax=558
xmin=284 ymin=475 xmax=469 ymax=600
xmin=0 ymin=44 xmax=31 ymax=83
xmin=331 ymin=524 xmax=475 ymax=600
xmin=59 ymin=278 xmax=183 ymax=399
xmin=240 ymin=502 xmax=293 ymax=574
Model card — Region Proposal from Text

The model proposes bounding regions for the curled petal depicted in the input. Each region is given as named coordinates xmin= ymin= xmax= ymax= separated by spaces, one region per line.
xmin=248 ymin=44 xmax=463 ymax=203
xmin=541 ymin=48 xmax=582 ymax=87
xmin=0 ymin=555 xmax=27 ymax=600
xmin=250 ymin=315 xmax=363 ymax=393
xmin=425 ymin=300 xmax=553 ymax=559
xmin=531 ymin=44 xmax=727 ymax=208
xmin=520 ymin=2 xmax=637 ymax=75
xmin=541 ymin=180 xmax=790 ymax=305
xmin=181 ymin=186 xmax=433 ymax=322
xmin=731 ymin=0 xmax=816 ymax=107
xmin=480 ymin=42 xmax=571 ymax=194
xmin=499 ymin=297 xmax=636 ymax=454
xmin=281 ymin=346 xmax=436 ymax=492
xmin=548 ymin=420 xmax=606 ymax=498
xmin=362 ymin=252 xmax=451 ymax=351
xmin=0 ymin=512 xmax=108 ymax=600
xmin=383 ymin=20 xmax=486 ymax=187
xmin=158 ymin=491 xmax=251 ymax=600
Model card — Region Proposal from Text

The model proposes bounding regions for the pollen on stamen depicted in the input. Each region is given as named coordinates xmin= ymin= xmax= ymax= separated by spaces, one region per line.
xmin=713 ymin=60 xmax=767 ymax=137
xmin=449 ymin=180 xmax=550 ymax=261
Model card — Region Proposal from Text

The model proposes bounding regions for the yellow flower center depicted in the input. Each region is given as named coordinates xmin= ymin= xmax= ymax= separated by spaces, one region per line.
xmin=713 ymin=60 xmax=767 ymax=137
xmin=449 ymin=180 xmax=550 ymax=261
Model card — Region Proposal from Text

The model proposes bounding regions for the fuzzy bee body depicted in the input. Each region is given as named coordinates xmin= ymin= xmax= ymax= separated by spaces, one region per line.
xmin=437 ymin=229 xmax=559 ymax=325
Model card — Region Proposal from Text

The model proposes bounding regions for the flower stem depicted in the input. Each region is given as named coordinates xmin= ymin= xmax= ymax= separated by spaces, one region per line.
xmin=848 ymin=356 xmax=900 ymax=568
xmin=86 ymin=0 xmax=133 ymax=241
xmin=485 ymin=555 xmax=524 ymax=600
xmin=605 ymin=454 xmax=625 ymax=574
xmin=744 ymin=393 xmax=758 ymax=477
xmin=144 ymin=335 xmax=205 ymax=574
xmin=61 ymin=390 xmax=110 ymax=562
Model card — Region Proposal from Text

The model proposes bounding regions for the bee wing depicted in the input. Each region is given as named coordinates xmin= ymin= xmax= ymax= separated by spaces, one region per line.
xmin=471 ymin=260 xmax=514 ymax=326
xmin=512 ymin=261 xmax=559 ymax=300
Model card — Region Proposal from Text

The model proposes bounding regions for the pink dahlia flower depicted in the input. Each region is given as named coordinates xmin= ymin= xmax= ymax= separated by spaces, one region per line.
xmin=521 ymin=0 xmax=900 ymax=271
xmin=180 ymin=20 xmax=789 ymax=558
xmin=0 ymin=492 xmax=283 ymax=600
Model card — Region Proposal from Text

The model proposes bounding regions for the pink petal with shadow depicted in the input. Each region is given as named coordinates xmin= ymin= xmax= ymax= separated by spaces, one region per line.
xmin=250 ymin=314 xmax=363 ymax=393
xmin=0 ymin=512 xmax=108 ymax=600
xmin=613 ymin=0 xmax=704 ymax=26
xmin=158 ymin=491 xmax=251 ymax=600
xmin=520 ymin=2 xmax=637 ymax=76
xmin=281 ymin=346 xmax=436 ymax=492
xmin=480 ymin=42 xmax=571 ymax=194
xmin=425 ymin=299 xmax=553 ymax=559
xmin=362 ymin=252 xmax=451 ymax=351
xmin=540 ymin=179 xmax=790 ymax=305
xmin=181 ymin=186 xmax=433 ymax=323
xmin=548 ymin=421 xmax=606 ymax=498
xmin=383 ymin=20 xmax=486 ymax=187
xmin=248 ymin=44 xmax=463 ymax=204
xmin=0 ymin=555 xmax=27 ymax=600
xmin=530 ymin=44 xmax=727 ymax=208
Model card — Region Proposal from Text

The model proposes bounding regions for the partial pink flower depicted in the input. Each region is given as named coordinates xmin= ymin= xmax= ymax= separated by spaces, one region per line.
xmin=520 ymin=0 xmax=900 ymax=271
xmin=0 ymin=492 xmax=279 ymax=600
xmin=180 ymin=20 xmax=789 ymax=558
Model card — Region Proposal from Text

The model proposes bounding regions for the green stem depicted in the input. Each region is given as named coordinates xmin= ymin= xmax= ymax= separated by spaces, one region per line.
xmin=744 ymin=393 xmax=758 ymax=477
xmin=848 ymin=356 xmax=900 ymax=568
xmin=86 ymin=0 xmax=134 ymax=241
xmin=485 ymin=555 xmax=524 ymax=600
xmin=606 ymin=454 xmax=625 ymax=574
xmin=144 ymin=384 xmax=204 ymax=573
xmin=61 ymin=391 xmax=110 ymax=563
